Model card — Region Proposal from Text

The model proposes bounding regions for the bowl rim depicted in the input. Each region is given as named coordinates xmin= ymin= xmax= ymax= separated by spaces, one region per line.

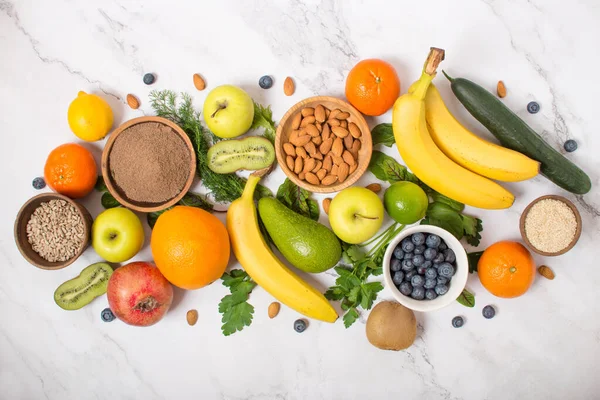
xmin=382 ymin=225 xmax=468 ymax=312
xmin=101 ymin=116 xmax=197 ymax=213
xmin=274 ymin=95 xmax=372 ymax=194
xmin=14 ymin=192 xmax=92 ymax=270
xmin=519 ymin=194 xmax=582 ymax=256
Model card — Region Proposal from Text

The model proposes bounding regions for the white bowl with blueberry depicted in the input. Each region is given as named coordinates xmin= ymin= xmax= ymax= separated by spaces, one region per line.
xmin=382 ymin=225 xmax=468 ymax=312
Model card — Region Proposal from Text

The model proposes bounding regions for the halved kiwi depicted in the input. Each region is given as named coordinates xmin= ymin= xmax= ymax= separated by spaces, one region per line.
xmin=54 ymin=262 xmax=113 ymax=310
xmin=207 ymin=136 xmax=275 ymax=174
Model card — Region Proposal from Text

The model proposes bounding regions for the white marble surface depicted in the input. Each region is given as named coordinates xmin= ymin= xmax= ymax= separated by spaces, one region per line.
xmin=1 ymin=1 xmax=599 ymax=399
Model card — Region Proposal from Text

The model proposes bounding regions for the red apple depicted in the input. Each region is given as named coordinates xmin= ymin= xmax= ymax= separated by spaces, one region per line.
xmin=107 ymin=261 xmax=173 ymax=326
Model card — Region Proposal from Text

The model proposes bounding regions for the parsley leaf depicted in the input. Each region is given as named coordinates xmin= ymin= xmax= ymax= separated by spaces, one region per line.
xmin=276 ymin=178 xmax=319 ymax=220
xmin=371 ymin=123 xmax=395 ymax=147
xmin=343 ymin=308 xmax=360 ymax=328
xmin=250 ymin=102 xmax=276 ymax=144
xmin=218 ymin=269 xmax=257 ymax=336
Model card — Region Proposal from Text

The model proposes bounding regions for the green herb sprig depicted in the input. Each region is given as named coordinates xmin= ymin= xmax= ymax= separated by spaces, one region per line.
xmin=276 ymin=178 xmax=319 ymax=221
xmin=218 ymin=269 xmax=257 ymax=336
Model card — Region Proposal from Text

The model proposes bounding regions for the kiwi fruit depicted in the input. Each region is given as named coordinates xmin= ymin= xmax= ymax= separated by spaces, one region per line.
xmin=207 ymin=136 xmax=275 ymax=174
xmin=366 ymin=301 xmax=416 ymax=350
xmin=54 ymin=262 xmax=113 ymax=310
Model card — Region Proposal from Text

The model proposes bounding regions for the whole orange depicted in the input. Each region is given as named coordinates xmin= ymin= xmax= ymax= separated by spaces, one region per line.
xmin=345 ymin=59 xmax=401 ymax=116
xmin=478 ymin=241 xmax=536 ymax=298
xmin=44 ymin=143 xmax=97 ymax=198
xmin=151 ymin=206 xmax=230 ymax=290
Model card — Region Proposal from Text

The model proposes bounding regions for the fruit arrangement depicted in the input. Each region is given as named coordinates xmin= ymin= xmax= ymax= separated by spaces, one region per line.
xmin=13 ymin=46 xmax=591 ymax=352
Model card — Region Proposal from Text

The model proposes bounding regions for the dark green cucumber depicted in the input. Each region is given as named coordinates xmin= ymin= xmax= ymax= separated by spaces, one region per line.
xmin=443 ymin=71 xmax=591 ymax=194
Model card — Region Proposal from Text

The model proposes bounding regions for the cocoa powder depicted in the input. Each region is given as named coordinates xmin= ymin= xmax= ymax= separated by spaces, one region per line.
xmin=109 ymin=122 xmax=191 ymax=203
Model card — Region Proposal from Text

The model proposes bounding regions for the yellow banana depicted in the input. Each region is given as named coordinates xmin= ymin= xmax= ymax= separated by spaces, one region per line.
xmin=226 ymin=172 xmax=338 ymax=322
xmin=419 ymin=83 xmax=539 ymax=181
xmin=392 ymin=48 xmax=514 ymax=210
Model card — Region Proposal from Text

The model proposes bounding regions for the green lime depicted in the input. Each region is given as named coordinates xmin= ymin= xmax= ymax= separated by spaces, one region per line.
xmin=384 ymin=182 xmax=428 ymax=224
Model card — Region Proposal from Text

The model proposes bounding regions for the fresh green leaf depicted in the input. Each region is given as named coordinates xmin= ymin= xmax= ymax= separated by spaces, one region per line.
xmin=147 ymin=208 xmax=170 ymax=229
xmin=360 ymin=282 xmax=383 ymax=310
xmin=421 ymin=201 xmax=464 ymax=239
xmin=179 ymin=192 xmax=213 ymax=212
xmin=341 ymin=243 xmax=365 ymax=265
xmin=324 ymin=287 xmax=347 ymax=301
xmin=218 ymin=269 xmax=257 ymax=336
xmin=456 ymin=288 xmax=475 ymax=308
xmin=368 ymin=150 xmax=419 ymax=184
xmin=462 ymin=215 xmax=483 ymax=247
xmin=347 ymin=286 xmax=361 ymax=304
xmin=95 ymin=176 xmax=108 ymax=192
xmin=429 ymin=191 xmax=464 ymax=212
xmin=101 ymin=192 xmax=120 ymax=209
xmin=371 ymin=123 xmax=395 ymax=147
xmin=467 ymin=251 xmax=484 ymax=273
xmin=250 ymin=102 xmax=276 ymax=143
xmin=343 ymin=308 xmax=360 ymax=328
xmin=220 ymin=300 xmax=255 ymax=336
xmin=276 ymin=178 xmax=319 ymax=221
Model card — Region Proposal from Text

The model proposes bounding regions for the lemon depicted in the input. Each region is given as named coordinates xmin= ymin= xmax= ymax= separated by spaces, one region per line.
xmin=67 ymin=91 xmax=114 ymax=141
xmin=384 ymin=181 xmax=429 ymax=224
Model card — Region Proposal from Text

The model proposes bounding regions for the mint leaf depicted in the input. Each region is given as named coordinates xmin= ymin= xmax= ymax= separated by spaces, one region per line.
xmin=251 ymin=102 xmax=276 ymax=143
xmin=371 ymin=123 xmax=395 ymax=147
xmin=343 ymin=308 xmax=360 ymax=328
xmin=456 ymin=288 xmax=475 ymax=308
xmin=101 ymin=192 xmax=120 ymax=209
xmin=368 ymin=150 xmax=419 ymax=184
xmin=276 ymin=178 xmax=319 ymax=221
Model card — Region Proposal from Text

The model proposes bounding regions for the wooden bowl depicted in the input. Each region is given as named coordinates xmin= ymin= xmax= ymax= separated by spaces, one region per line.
xmin=101 ymin=116 xmax=196 ymax=213
xmin=14 ymin=193 xmax=92 ymax=270
xmin=275 ymin=96 xmax=372 ymax=193
xmin=519 ymin=195 xmax=582 ymax=256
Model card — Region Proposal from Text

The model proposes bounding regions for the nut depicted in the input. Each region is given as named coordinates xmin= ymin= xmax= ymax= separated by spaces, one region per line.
xmin=296 ymin=146 xmax=308 ymax=159
xmin=312 ymin=160 xmax=322 ymax=173
xmin=329 ymin=109 xmax=341 ymax=119
xmin=331 ymin=138 xmax=343 ymax=157
xmin=303 ymin=158 xmax=316 ymax=173
xmin=126 ymin=94 xmax=140 ymax=109
xmin=331 ymin=164 xmax=339 ymax=176
xmin=283 ymin=143 xmax=296 ymax=156
xmin=193 ymin=74 xmax=206 ymax=91
xmin=316 ymin=168 xmax=327 ymax=180
xmin=332 ymin=154 xmax=344 ymax=166
xmin=290 ymin=134 xmax=311 ymax=147
xmin=340 ymin=120 xmax=348 ymax=129
xmin=186 ymin=309 xmax=198 ymax=326
xmin=337 ymin=111 xmax=350 ymax=120
xmin=298 ymin=171 xmax=305 ymax=180
xmin=349 ymin=162 xmax=358 ymax=174
xmin=497 ymin=80 xmax=507 ymax=98
xmin=291 ymin=113 xmax=302 ymax=130
xmin=294 ymin=157 xmax=303 ymax=174
xmin=315 ymin=105 xmax=326 ymax=122
xmin=321 ymin=175 xmax=338 ymax=186
xmin=315 ymin=122 xmax=322 ymax=133
xmin=313 ymin=151 xmax=323 ymax=160
xmin=312 ymin=136 xmax=322 ymax=146
xmin=538 ymin=265 xmax=555 ymax=280
xmin=321 ymin=124 xmax=331 ymax=141
xmin=323 ymin=155 xmax=333 ymax=172
xmin=284 ymin=77 xmax=295 ymax=96
xmin=305 ymin=124 xmax=320 ymax=137
xmin=268 ymin=302 xmax=280 ymax=319
xmin=301 ymin=107 xmax=314 ymax=117
xmin=344 ymin=134 xmax=354 ymax=150
xmin=322 ymin=198 xmax=332 ymax=214
xmin=348 ymin=122 xmax=361 ymax=139
xmin=325 ymin=108 xmax=331 ymax=119
xmin=366 ymin=183 xmax=382 ymax=193
xmin=305 ymin=172 xmax=320 ymax=185
xmin=332 ymin=126 xmax=349 ymax=138
xmin=342 ymin=150 xmax=356 ymax=166
xmin=351 ymin=140 xmax=361 ymax=159
xmin=304 ymin=141 xmax=317 ymax=157
xmin=338 ymin=162 xmax=349 ymax=182
xmin=286 ymin=155 xmax=295 ymax=170
xmin=320 ymin=138 xmax=333 ymax=154
xmin=301 ymin=116 xmax=316 ymax=127
xmin=328 ymin=118 xmax=341 ymax=127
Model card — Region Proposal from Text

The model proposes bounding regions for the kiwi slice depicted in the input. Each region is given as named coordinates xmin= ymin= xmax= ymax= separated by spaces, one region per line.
xmin=54 ymin=262 xmax=113 ymax=310
xmin=207 ymin=136 xmax=275 ymax=174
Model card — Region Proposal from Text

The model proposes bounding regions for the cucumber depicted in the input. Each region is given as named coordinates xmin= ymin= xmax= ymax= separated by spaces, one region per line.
xmin=443 ymin=72 xmax=591 ymax=194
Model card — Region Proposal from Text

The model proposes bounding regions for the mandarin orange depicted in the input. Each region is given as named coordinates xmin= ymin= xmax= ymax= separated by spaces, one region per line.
xmin=44 ymin=143 xmax=97 ymax=198
xmin=478 ymin=241 xmax=536 ymax=298
xmin=345 ymin=59 xmax=400 ymax=116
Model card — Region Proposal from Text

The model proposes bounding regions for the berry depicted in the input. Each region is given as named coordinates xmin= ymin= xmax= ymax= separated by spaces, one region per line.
xmin=435 ymin=284 xmax=449 ymax=296
xmin=393 ymin=246 xmax=404 ymax=260
xmin=414 ymin=245 xmax=426 ymax=255
xmin=259 ymin=75 xmax=273 ymax=89
xmin=405 ymin=270 xmax=417 ymax=281
xmin=438 ymin=263 xmax=455 ymax=278
xmin=452 ymin=316 xmax=464 ymax=328
xmin=411 ymin=274 xmax=425 ymax=287
xmin=425 ymin=289 xmax=437 ymax=300
xmin=401 ymin=259 xmax=414 ymax=271
xmin=564 ymin=139 xmax=578 ymax=152
xmin=433 ymin=253 xmax=445 ymax=264
xmin=527 ymin=101 xmax=540 ymax=114
xmin=425 ymin=267 xmax=437 ymax=279
xmin=425 ymin=234 xmax=441 ymax=248
xmin=422 ymin=261 xmax=432 ymax=270
xmin=411 ymin=232 xmax=425 ymax=246
xmin=390 ymin=258 xmax=402 ymax=272
xmin=412 ymin=254 xmax=425 ymax=267
xmin=403 ymin=251 xmax=414 ymax=260
xmin=424 ymin=248 xmax=437 ymax=261
xmin=417 ymin=266 xmax=428 ymax=275
xmin=424 ymin=278 xmax=437 ymax=289
xmin=143 ymin=73 xmax=155 ymax=85
xmin=399 ymin=282 xmax=413 ymax=296
xmin=444 ymin=248 xmax=456 ymax=263
xmin=438 ymin=241 xmax=447 ymax=251
xmin=482 ymin=305 xmax=496 ymax=319
xmin=294 ymin=319 xmax=307 ymax=332
xmin=32 ymin=177 xmax=46 ymax=190
xmin=401 ymin=239 xmax=415 ymax=253
xmin=101 ymin=308 xmax=115 ymax=322
xmin=436 ymin=277 xmax=448 ymax=286
xmin=411 ymin=286 xmax=425 ymax=300
xmin=392 ymin=271 xmax=405 ymax=285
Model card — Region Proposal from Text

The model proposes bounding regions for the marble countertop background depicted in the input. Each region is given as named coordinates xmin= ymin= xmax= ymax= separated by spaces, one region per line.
xmin=1 ymin=0 xmax=599 ymax=399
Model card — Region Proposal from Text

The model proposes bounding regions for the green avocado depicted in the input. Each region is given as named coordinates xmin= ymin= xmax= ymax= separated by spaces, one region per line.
xmin=258 ymin=197 xmax=341 ymax=273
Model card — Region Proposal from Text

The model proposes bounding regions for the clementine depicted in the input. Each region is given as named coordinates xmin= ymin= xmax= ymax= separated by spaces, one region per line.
xmin=44 ymin=143 xmax=97 ymax=198
xmin=151 ymin=206 xmax=230 ymax=290
xmin=345 ymin=59 xmax=401 ymax=116
xmin=478 ymin=241 xmax=535 ymax=298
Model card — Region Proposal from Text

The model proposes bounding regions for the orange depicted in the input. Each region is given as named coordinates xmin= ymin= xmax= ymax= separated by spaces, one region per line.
xmin=345 ymin=59 xmax=401 ymax=116
xmin=151 ymin=206 xmax=230 ymax=290
xmin=44 ymin=143 xmax=97 ymax=198
xmin=478 ymin=241 xmax=536 ymax=298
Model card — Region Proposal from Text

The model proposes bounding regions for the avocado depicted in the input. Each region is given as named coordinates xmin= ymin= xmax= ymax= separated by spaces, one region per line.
xmin=258 ymin=197 xmax=341 ymax=273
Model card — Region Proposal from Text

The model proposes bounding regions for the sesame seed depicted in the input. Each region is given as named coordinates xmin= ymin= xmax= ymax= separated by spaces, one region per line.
xmin=524 ymin=199 xmax=577 ymax=253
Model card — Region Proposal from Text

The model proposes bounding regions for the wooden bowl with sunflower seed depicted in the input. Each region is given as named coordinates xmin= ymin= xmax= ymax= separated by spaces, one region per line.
xmin=275 ymin=96 xmax=372 ymax=193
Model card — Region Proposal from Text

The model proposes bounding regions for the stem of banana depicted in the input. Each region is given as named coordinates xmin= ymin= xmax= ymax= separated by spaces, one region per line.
xmin=413 ymin=47 xmax=445 ymax=100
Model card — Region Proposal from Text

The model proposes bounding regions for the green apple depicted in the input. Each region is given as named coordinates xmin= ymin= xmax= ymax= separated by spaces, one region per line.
xmin=203 ymin=85 xmax=254 ymax=138
xmin=92 ymin=208 xmax=144 ymax=263
xmin=328 ymin=187 xmax=384 ymax=244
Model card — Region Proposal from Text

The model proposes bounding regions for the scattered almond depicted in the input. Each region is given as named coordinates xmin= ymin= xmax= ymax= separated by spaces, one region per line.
xmin=284 ymin=77 xmax=295 ymax=96
xmin=283 ymin=143 xmax=296 ymax=156
xmin=126 ymin=94 xmax=140 ymax=109
xmin=538 ymin=265 xmax=555 ymax=280
xmin=348 ymin=122 xmax=361 ymax=139
xmin=268 ymin=302 xmax=281 ymax=319
xmin=291 ymin=113 xmax=302 ymax=130
xmin=305 ymin=172 xmax=320 ymax=185
xmin=321 ymin=175 xmax=338 ymax=186
xmin=322 ymin=198 xmax=332 ymax=214
xmin=193 ymin=73 xmax=206 ymax=91
xmin=186 ymin=309 xmax=198 ymax=326
xmin=301 ymin=107 xmax=315 ymax=117
xmin=497 ymin=80 xmax=507 ymax=98
xmin=366 ymin=183 xmax=382 ymax=193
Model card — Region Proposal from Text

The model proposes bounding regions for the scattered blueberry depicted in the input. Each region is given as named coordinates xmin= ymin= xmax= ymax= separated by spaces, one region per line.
xmin=411 ymin=286 xmax=425 ymax=300
xmin=424 ymin=248 xmax=437 ymax=261
xmin=482 ymin=305 xmax=496 ymax=319
xmin=564 ymin=139 xmax=578 ymax=153
xmin=425 ymin=267 xmax=438 ymax=279
xmin=422 ymin=261 xmax=432 ymax=270
xmin=393 ymin=246 xmax=404 ymax=260
xmin=411 ymin=275 xmax=425 ymax=288
xmin=390 ymin=258 xmax=402 ymax=272
xmin=412 ymin=254 xmax=425 ymax=267
xmin=294 ymin=319 xmax=307 ymax=333
xmin=433 ymin=253 xmax=446 ymax=264
xmin=405 ymin=270 xmax=417 ymax=281
xmin=401 ymin=259 xmax=414 ymax=271
xmin=425 ymin=234 xmax=441 ymax=248
xmin=32 ymin=177 xmax=46 ymax=190
xmin=452 ymin=316 xmax=464 ymax=328
xmin=444 ymin=248 xmax=456 ymax=263
xmin=417 ymin=266 xmax=428 ymax=275
xmin=399 ymin=282 xmax=413 ymax=296
xmin=437 ymin=277 xmax=448 ymax=286
xmin=392 ymin=271 xmax=405 ymax=285
xmin=424 ymin=278 xmax=437 ymax=289
xmin=527 ymin=101 xmax=540 ymax=114
xmin=259 ymin=75 xmax=274 ymax=89
xmin=101 ymin=308 xmax=115 ymax=322
xmin=414 ymin=245 xmax=426 ymax=255
xmin=438 ymin=241 xmax=447 ymax=251
xmin=435 ymin=284 xmax=449 ymax=296
xmin=401 ymin=239 xmax=415 ymax=253
xmin=411 ymin=232 xmax=425 ymax=246
xmin=438 ymin=263 xmax=455 ymax=278
xmin=425 ymin=289 xmax=438 ymax=300
xmin=143 ymin=73 xmax=155 ymax=85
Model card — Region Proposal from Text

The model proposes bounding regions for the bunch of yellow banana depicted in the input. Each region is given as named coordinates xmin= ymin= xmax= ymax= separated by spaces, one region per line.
xmin=226 ymin=170 xmax=338 ymax=322
xmin=393 ymin=48 xmax=537 ymax=210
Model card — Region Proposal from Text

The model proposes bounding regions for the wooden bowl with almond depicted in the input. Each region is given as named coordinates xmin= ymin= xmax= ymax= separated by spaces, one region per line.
xmin=275 ymin=96 xmax=372 ymax=193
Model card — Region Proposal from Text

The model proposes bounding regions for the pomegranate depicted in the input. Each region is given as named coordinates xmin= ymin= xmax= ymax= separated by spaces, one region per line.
xmin=107 ymin=261 xmax=173 ymax=326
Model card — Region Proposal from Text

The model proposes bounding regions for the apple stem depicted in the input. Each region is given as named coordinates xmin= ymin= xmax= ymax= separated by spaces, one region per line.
xmin=210 ymin=102 xmax=227 ymax=118
xmin=354 ymin=213 xmax=379 ymax=221
xmin=133 ymin=296 xmax=160 ymax=313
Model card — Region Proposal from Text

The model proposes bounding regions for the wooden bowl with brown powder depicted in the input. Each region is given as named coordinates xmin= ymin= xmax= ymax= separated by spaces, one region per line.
xmin=101 ymin=117 xmax=196 ymax=212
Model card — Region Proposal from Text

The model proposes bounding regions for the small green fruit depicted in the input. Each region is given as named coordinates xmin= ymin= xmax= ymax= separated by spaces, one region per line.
xmin=384 ymin=182 xmax=428 ymax=224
